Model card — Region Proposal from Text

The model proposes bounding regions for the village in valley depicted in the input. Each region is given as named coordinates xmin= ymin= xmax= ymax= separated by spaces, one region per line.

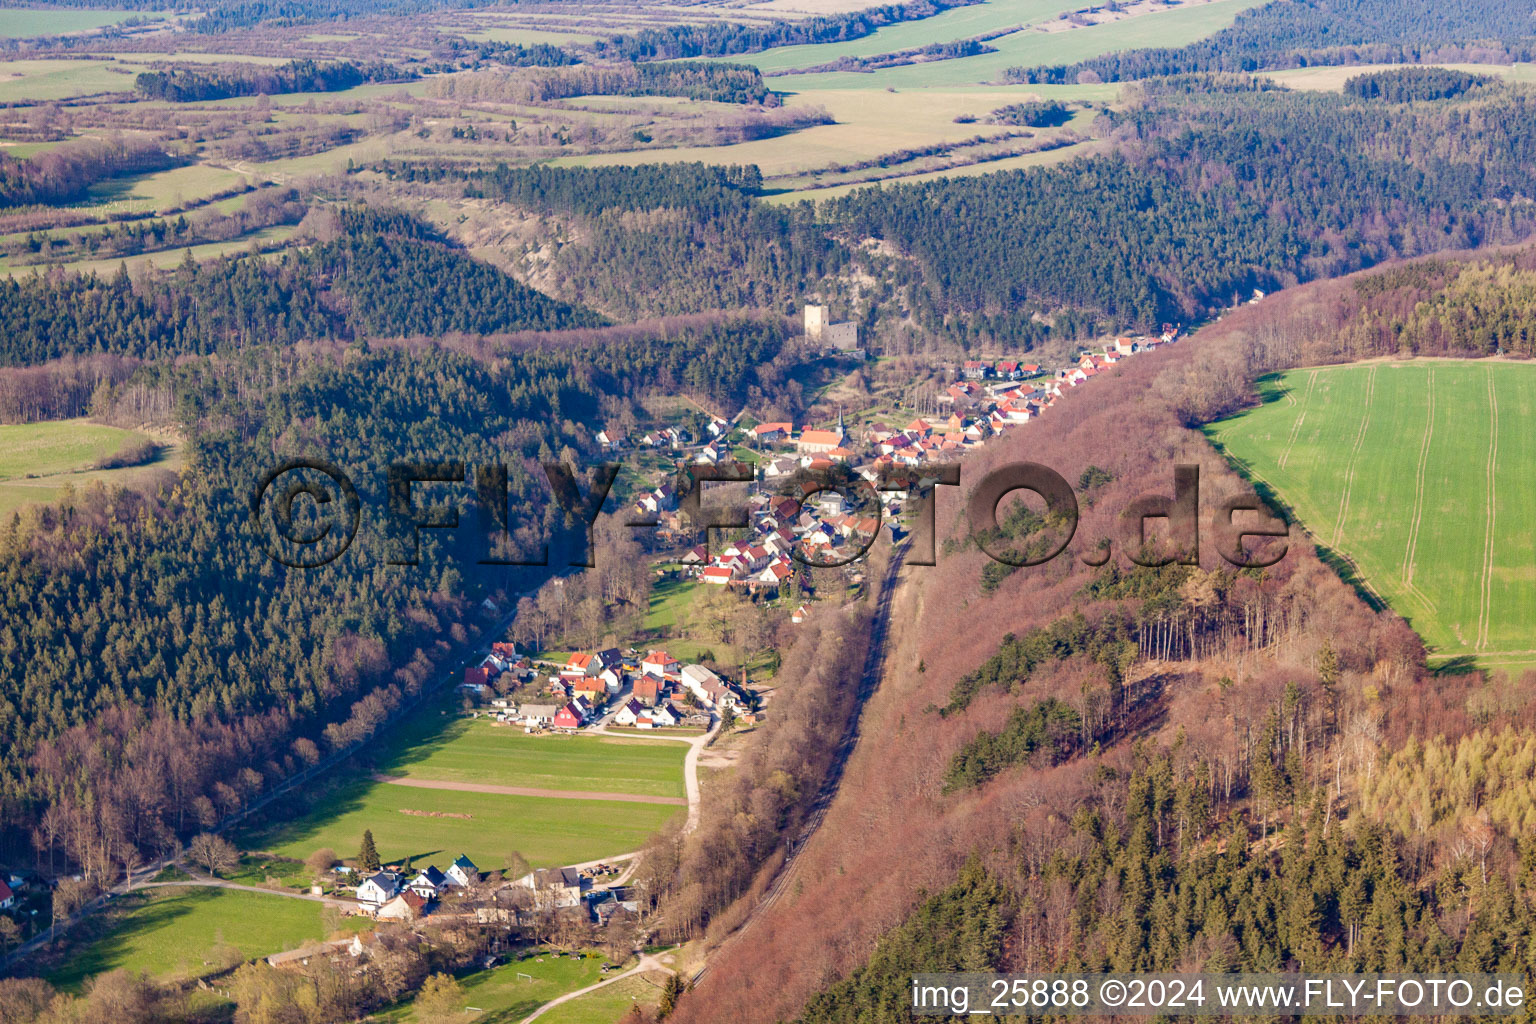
xmin=605 ymin=304 xmax=1183 ymax=603
xmin=311 ymin=301 xmax=1187 ymax=940
xmin=0 ymin=303 xmax=1184 ymax=1020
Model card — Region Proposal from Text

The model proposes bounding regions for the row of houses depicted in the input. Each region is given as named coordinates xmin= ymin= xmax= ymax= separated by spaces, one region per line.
xmin=355 ymin=854 xmax=480 ymax=918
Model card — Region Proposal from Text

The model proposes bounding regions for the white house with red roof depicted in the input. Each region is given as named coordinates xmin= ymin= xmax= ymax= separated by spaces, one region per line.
xmin=642 ymin=650 xmax=680 ymax=678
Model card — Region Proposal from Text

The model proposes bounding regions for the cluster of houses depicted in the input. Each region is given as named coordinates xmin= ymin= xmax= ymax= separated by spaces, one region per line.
xmin=354 ymin=854 xmax=480 ymax=920
xmin=284 ymin=853 xmax=637 ymax=962
xmin=676 ymin=473 xmax=883 ymax=589
xmin=474 ymin=647 xmax=738 ymax=732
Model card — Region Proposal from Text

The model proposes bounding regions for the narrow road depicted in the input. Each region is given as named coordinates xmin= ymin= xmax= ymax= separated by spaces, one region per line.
xmin=691 ymin=540 xmax=907 ymax=986
xmin=134 ymin=877 xmax=354 ymax=908
xmin=518 ymin=952 xmax=669 ymax=1024
xmin=586 ymin=715 xmax=721 ymax=834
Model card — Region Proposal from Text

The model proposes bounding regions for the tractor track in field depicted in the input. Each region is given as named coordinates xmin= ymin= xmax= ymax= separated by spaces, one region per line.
xmin=1478 ymin=368 xmax=1500 ymax=651
xmin=1401 ymin=368 xmax=1439 ymax=615
xmin=1331 ymin=366 xmax=1375 ymax=551
xmin=370 ymin=774 xmax=687 ymax=805
xmin=1278 ymin=370 xmax=1317 ymax=470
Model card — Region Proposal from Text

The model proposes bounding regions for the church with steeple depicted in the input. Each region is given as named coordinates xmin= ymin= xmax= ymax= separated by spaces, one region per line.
xmin=793 ymin=405 xmax=848 ymax=454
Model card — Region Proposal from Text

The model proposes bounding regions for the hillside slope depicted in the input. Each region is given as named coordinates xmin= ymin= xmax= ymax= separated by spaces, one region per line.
xmin=668 ymin=270 xmax=1536 ymax=1022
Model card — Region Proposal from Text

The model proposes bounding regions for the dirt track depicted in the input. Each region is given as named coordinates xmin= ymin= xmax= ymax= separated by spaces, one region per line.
xmin=371 ymin=773 xmax=686 ymax=806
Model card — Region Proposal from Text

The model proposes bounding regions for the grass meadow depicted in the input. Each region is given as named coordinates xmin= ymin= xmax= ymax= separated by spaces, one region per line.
xmin=242 ymin=702 xmax=686 ymax=871
xmin=374 ymin=712 xmax=687 ymax=799
xmin=383 ymin=952 xmax=613 ymax=1023
xmin=0 ymin=8 xmax=164 ymax=38
xmin=734 ymin=0 xmax=1084 ymax=74
xmin=534 ymin=972 xmax=666 ymax=1024
xmin=47 ymin=887 xmax=327 ymax=990
xmin=0 ymin=420 xmax=146 ymax=479
xmin=249 ymin=776 xmax=679 ymax=872
xmin=0 ymin=420 xmax=180 ymax=518
xmin=1208 ymin=361 xmax=1536 ymax=671
xmin=761 ymin=0 xmax=1265 ymax=89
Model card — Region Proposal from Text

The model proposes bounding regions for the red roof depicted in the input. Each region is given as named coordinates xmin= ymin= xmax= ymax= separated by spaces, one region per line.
xmin=0 ymin=879 xmax=12 ymax=903
xmin=566 ymin=653 xmax=594 ymax=669
xmin=463 ymin=667 xmax=488 ymax=687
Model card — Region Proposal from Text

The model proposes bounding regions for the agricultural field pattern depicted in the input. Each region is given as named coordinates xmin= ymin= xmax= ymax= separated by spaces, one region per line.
xmin=1210 ymin=361 xmax=1536 ymax=671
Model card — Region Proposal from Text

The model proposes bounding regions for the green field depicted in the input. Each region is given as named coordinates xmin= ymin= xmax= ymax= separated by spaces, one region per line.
xmin=535 ymin=972 xmax=665 ymax=1024
xmin=1208 ymin=361 xmax=1536 ymax=670
xmin=771 ymin=0 xmax=1265 ymax=89
xmin=48 ymin=887 xmax=326 ymax=990
xmin=385 ymin=952 xmax=612 ymax=1023
xmin=0 ymin=419 xmax=177 ymax=517
xmin=0 ymin=420 xmax=146 ymax=479
xmin=732 ymin=0 xmax=1083 ymax=74
xmin=248 ymin=775 xmax=679 ymax=872
xmin=375 ymin=713 xmax=687 ymax=799
xmin=0 ymin=8 xmax=163 ymax=38
xmin=83 ymin=162 xmax=251 ymax=214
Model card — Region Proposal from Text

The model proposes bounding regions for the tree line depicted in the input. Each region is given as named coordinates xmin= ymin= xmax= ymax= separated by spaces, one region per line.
xmin=593 ymin=0 xmax=981 ymax=60
xmin=0 ymin=205 xmax=601 ymax=365
xmin=0 ymin=135 xmax=182 ymax=209
xmin=1009 ymin=0 xmax=1536 ymax=84
xmin=134 ymin=58 xmax=416 ymax=102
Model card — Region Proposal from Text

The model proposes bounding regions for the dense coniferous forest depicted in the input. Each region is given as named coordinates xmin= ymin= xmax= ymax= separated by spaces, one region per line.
xmin=1343 ymin=66 xmax=1495 ymax=102
xmin=0 ymin=304 xmax=795 ymax=873
xmin=826 ymin=77 xmax=1536 ymax=327
xmin=463 ymin=162 xmax=764 ymax=216
xmin=1011 ymin=0 xmax=1536 ymax=84
xmin=134 ymin=58 xmax=416 ymax=102
xmin=0 ymin=207 xmax=601 ymax=364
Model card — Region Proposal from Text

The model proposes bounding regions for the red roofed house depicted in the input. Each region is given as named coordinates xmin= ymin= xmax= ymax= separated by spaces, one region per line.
xmin=0 ymin=878 xmax=13 ymax=909
xmin=700 ymin=566 xmax=735 ymax=585
xmin=553 ymin=703 xmax=584 ymax=729
xmin=795 ymin=428 xmax=846 ymax=454
xmin=564 ymin=652 xmax=598 ymax=676
xmin=463 ymin=666 xmax=489 ymax=688
xmin=633 ymin=676 xmax=664 ymax=706
xmin=753 ymin=422 xmax=792 ymax=442
xmin=570 ymin=676 xmax=606 ymax=702
xmin=642 ymin=650 xmax=679 ymax=677
xmin=377 ymin=888 xmax=429 ymax=922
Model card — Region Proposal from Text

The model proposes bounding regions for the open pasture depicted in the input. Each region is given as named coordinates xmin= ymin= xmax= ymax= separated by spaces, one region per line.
xmin=248 ymin=775 xmax=680 ymax=872
xmin=566 ymin=84 xmax=1110 ymax=181
xmin=0 ymin=8 xmax=165 ymax=38
xmin=375 ymin=712 xmax=687 ymax=800
xmin=47 ymin=887 xmax=326 ymax=991
xmin=1208 ymin=361 xmax=1536 ymax=671
xmin=775 ymin=0 xmax=1266 ymax=89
